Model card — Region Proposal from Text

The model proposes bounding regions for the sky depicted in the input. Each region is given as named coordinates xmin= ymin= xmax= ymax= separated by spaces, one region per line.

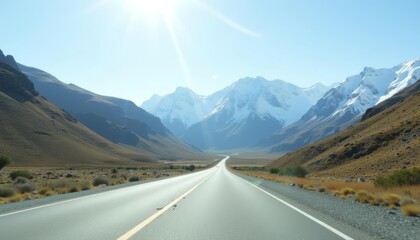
xmin=1 ymin=0 xmax=419 ymax=105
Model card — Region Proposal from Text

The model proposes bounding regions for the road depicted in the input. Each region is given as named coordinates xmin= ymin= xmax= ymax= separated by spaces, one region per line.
xmin=0 ymin=157 xmax=367 ymax=240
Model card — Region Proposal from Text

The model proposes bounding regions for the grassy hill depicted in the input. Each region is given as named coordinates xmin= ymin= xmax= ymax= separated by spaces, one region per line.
xmin=0 ymin=62 xmax=154 ymax=167
xmin=268 ymin=81 xmax=420 ymax=178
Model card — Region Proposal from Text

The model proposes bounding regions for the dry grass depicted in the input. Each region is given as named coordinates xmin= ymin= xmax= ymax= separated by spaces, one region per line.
xmin=401 ymin=204 xmax=420 ymax=216
xmin=234 ymin=169 xmax=420 ymax=216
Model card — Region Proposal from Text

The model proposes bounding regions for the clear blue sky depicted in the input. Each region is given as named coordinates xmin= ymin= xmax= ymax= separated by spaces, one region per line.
xmin=1 ymin=0 xmax=419 ymax=104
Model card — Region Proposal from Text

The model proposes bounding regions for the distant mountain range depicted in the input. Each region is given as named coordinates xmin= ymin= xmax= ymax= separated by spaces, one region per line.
xmin=143 ymin=59 xmax=419 ymax=151
xmin=267 ymin=80 xmax=420 ymax=177
xmin=142 ymin=77 xmax=329 ymax=150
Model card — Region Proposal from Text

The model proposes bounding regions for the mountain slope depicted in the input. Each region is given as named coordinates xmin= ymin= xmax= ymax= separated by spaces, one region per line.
xmin=17 ymin=63 xmax=208 ymax=160
xmin=0 ymin=62 xmax=153 ymax=166
xmin=260 ymin=59 xmax=420 ymax=153
xmin=180 ymin=77 xmax=328 ymax=150
xmin=267 ymin=80 xmax=420 ymax=177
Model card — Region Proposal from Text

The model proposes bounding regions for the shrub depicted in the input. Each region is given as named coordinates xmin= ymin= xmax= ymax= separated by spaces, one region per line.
xmin=92 ymin=177 xmax=109 ymax=186
xmin=186 ymin=165 xmax=196 ymax=171
xmin=111 ymin=168 xmax=118 ymax=174
xmin=13 ymin=176 xmax=30 ymax=185
xmin=279 ymin=166 xmax=308 ymax=178
xmin=0 ymin=155 xmax=11 ymax=170
xmin=0 ymin=187 xmax=14 ymax=198
xmin=15 ymin=182 xmax=36 ymax=193
xmin=9 ymin=170 xmax=32 ymax=180
xmin=374 ymin=168 xmax=420 ymax=188
xmin=269 ymin=168 xmax=280 ymax=174
xmin=128 ymin=176 xmax=140 ymax=182
xmin=401 ymin=204 xmax=420 ymax=217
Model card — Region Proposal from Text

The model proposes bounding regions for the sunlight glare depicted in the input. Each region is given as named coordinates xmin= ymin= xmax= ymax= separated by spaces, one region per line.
xmin=125 ymin=0 xmax=178 ymax=19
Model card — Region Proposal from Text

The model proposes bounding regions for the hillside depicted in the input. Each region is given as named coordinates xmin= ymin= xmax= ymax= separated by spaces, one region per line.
xmin=16 ymin=62 xmax=211 ymax=161
xmin=267 ymin=81 xmax=420 ymax=177
xmin=0 ymin=62 xmax=154 ymax=167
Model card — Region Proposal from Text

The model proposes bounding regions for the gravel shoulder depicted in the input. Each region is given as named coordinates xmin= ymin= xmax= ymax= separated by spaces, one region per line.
xmin=236 ymin=173 xmax=420 ymax=240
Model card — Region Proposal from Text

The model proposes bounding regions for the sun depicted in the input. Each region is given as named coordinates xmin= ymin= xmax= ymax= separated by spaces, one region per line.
xmin=124 ymin=0 xmax=178 ymax=20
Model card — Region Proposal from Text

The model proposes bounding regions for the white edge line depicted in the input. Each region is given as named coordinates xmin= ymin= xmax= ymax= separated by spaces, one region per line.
xmin=0 ymin=167 xmax=215 ymax=218
xmin=238 ymin=177 xmax=354 ymax=240
xmin=117 ymin=168 xmax=216 ymax=240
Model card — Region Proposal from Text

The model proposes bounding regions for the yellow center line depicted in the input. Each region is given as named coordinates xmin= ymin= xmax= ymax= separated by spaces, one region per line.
xmin=117 ymin=169 xmax=215 ymax=240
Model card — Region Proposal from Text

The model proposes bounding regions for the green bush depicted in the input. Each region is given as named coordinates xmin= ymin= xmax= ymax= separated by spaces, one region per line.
xmin=111 ymin=168 xmax=118 ymax=174
xmin=0 ymin=187 xmax=14 ymax=198
xmin=374 ymin=168 xmax=420 ymax=188
xmin=269 ymin=168 xmax=280 ymax=174
xmin=128 ymin=176 xmax=140 ymax=182
xmin=279 ymin=166 xmax=308 ymax=178
xmin=92 ymin=177 xmax=109 ymax=186
xmin=0 ymin=155 xmax=11 ymax=170
xmin=186 ymin=165 xmax=196 ymax=171
xmin=13 ymin=176 xmax=30 ymax=185
xmin=9 ymin=170 xmax=32 ymax=180
xmin=15 ymin=182 xmax=36 ymax=193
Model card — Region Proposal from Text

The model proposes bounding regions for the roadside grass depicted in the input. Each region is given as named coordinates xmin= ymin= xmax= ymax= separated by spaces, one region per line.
xmin=233 ymin=169 xmax=420 ymax=217
xmin=0 ymin=163 xmax=212 ymax=204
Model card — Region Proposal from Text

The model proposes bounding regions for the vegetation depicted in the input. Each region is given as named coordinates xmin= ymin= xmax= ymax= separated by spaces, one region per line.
xmin=9 ymin=170 xmax=32 ymax=180
xmin=401 ymin=204 xmax=420 ymax=217
xmin=128 ymin=176 xmax=140 ymax=182
xmin=269 ymin=168 xmax=280 ymax=174
xmin=92 ymin=177 xmax=109 ymax=186
xmin=186 ymin=165 xmax=196 ymax=171
xmin=0 ymin=187 xmax=14 ymax=198
xmin=13 ymin=177 xmax=36 ymax=193
xmin=279 ymin=166 xmax=308 ymax=178
xmin=374 ymin=168 xmax=420 ymax=188
xmin=0 ymin=155 xmax=11 ymax=170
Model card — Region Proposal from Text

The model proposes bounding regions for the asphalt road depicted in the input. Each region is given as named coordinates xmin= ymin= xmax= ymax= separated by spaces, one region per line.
xmin=0 ymin=157 xmax=368 ymax=240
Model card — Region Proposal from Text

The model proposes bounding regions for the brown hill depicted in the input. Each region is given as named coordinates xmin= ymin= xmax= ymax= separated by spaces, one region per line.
xmin=0 ymin=62 xmax=154 ymax=167
xmin=267 ymin=81 xmax=420 ymax=178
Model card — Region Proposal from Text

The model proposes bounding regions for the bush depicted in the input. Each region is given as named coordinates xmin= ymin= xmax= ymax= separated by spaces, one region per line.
xmin=111 ymin=168 xmax=118 ymax=174
xmin=128 ymin=176 xmax=140 ymax=182
xmin=374 ymin=168 xmax=420 ymax=188
xmin=186 ymin=165 xmax=196 ymax=171
xmin=0 ymin=187 xmax=14 ymax=198
xmin=279 ymin=166 xmax=308 ymax=178
xmin=13 ymin=176 xmax=30 ymax=185
xmin=15 ymin=182 xmax=36 ymax=193
xmin=92 ymin=177 xmax=109 ymax=186
xmin=9 ymin=170 xmax=32 ymax=180
xmin=269 ymin=168 xmax=280 ymax=174
xmin=0 ymin=155 xmax=11 ymax=170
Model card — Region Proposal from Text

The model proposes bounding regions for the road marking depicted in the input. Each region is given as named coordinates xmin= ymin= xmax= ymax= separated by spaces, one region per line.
xmin=117 ymin=169 xmax=215 ymax=240
xmin=239 ymin=177 xmax=354 ymax=240
xmin=0 ymin=168 xmax=215 ymax=218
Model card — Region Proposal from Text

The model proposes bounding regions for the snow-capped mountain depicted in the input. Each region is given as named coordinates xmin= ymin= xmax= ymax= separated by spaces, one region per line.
xmin=259 ymin=59 xmax=420 ymax=152
xmin=142 ymin=77 xmax=329 ymax=142
xmin=141 ymin=87 xmax=225 ymax=136
xmin=154 ymin=77 xmax=328 ymax=150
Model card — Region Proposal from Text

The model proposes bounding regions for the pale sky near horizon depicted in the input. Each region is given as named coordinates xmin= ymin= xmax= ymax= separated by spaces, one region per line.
xmin=1 ymin=0 xmax=419 ymax=105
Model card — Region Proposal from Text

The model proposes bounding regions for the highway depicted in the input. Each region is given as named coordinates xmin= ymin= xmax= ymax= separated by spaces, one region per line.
xmin=0 ymin=157 xmax=367 ymax=240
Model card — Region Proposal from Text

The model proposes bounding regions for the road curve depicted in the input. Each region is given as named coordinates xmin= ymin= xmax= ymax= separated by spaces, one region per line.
xmin=0 ymin=157 xmax=368 ymax=240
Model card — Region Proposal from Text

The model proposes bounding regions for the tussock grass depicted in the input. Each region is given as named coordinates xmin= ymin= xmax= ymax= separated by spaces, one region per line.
xmin=401 ymin=204 xmax=420 ymax=216
xmin=0 ymin=187 xmax=14 ymax=198
xmin=355 ymin=190 xmax=375 ymax=203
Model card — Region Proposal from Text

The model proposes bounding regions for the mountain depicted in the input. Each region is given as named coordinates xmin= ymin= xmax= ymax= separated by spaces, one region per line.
xmin=177 ymin=77 xmax=328 ymax=150
xmin=13 ymin=59 xmax=210 ymax=161
xmin=260 ymin=59 xmax=420 ymax=153
xmin=0 ymin=50 xmax=19 ymax=71
xmin=267 ymin=80 xmax=420 ymax=177
xmin=0 ymin=62 xmax=153 ymax=166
